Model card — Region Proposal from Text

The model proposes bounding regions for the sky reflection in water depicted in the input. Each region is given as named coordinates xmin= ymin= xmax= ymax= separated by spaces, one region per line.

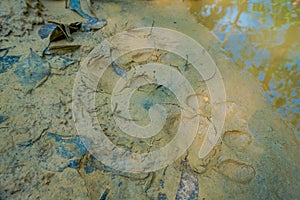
xmin=187 ymin=0 xmax=300 ymax=138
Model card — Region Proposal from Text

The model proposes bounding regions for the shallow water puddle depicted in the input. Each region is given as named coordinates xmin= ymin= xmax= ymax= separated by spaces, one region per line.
xmin=186 ymin=0 xmax=300 ymax=139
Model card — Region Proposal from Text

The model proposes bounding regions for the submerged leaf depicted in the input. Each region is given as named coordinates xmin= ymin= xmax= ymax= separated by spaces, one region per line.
xmin=14 ymin=49 xmax=50 ymax=91
xmin=82 ymin=18 xmax=107 ymax=32
xmin=48 ymin=55 xmax=78 ymax=70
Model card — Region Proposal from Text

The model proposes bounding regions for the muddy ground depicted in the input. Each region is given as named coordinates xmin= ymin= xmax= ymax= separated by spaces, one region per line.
xmin=0 ymin=0 xmax=299 ymax=199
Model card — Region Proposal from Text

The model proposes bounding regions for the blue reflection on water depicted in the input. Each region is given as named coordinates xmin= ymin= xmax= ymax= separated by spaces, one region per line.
xmin=188 ymin=0 xmax=300 ymax=137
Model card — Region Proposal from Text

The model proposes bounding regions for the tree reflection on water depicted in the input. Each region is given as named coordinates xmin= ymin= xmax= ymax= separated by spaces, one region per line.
xmin=186 ymin=0 xmax=300 ymax=138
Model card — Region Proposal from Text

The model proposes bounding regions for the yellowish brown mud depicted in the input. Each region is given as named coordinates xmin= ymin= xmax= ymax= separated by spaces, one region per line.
xmin=0 ymin=0 xmax=299 ymax=199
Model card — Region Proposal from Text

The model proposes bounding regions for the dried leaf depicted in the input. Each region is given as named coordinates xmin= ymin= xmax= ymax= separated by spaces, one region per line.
xmin=47 ymin=21 xmax=74 ymax=42
xmin=38 ymin=18 xmax=105 ymax=43
xmin=44 ymin=44 xmax=81 ymax=55
xmin=38 ymin=21 xmax=81 ymax=42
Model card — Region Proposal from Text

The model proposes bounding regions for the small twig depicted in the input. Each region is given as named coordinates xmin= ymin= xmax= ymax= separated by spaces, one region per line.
xmin=144 ymin=172 xmax=155 ymax=192
xmin=111 ymin=103 xmax=137 ymax=122
xmin=183 ymin=54 xmax=189 ymax=69
xmin=99 ymin=188 xmax=110 ymax=200
xmin=199 ymin=67 xmax=217 ymax=82
xmin=35 ymin=74 xmax=49 ymax=89
xmin=17 ymin=126 xmax=49 ymax=147
xmin=147 ymin=20 xmax=155 ymax=37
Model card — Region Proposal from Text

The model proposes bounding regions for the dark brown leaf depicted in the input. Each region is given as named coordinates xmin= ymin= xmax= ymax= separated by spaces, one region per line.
xmin=44 ymin=44 xmax=81 ymax=55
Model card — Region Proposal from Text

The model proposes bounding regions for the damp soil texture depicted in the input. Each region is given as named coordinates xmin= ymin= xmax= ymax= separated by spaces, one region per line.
xmin=0 ymin=0 xmax=299 ymax=200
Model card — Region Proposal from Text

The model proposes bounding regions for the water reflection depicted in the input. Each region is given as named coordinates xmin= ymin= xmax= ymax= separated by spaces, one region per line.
xmin=186 ymin=0 xmax=300 ymax=138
